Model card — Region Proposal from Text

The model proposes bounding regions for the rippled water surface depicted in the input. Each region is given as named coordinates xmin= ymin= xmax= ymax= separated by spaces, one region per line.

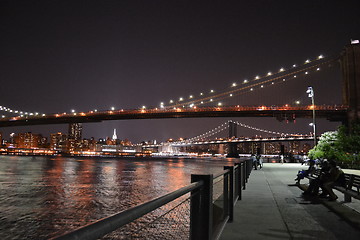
xmin=0 ymin=155 xmax=240 ymax=239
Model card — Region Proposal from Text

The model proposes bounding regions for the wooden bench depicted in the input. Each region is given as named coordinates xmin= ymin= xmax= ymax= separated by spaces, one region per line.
xmin=302 ymin=169 xmax=360 ymax=202
xmin=305 ymin=169 xmax=322 ymax=181
xmin=333 ymin=173 xmax=360 ymax=202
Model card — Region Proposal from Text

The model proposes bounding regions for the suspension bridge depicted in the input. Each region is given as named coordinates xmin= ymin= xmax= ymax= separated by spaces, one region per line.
xmin=0 ymin=43 xmax=359 ymax=135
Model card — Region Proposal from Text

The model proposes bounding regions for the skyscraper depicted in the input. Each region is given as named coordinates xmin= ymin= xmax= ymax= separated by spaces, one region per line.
xmin=112 ymin=129 xmax=117 ymax=140
xmin=68 ymin=123 xmax=82 ymax=141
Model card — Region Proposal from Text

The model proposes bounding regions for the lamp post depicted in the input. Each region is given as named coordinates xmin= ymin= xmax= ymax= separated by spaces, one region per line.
xmin=306 ymin=86 xmax=316 ymax=146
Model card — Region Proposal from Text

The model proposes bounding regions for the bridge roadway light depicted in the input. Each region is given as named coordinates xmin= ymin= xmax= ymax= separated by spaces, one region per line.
xmin=306 ymin=86 xmax=316 ymax=146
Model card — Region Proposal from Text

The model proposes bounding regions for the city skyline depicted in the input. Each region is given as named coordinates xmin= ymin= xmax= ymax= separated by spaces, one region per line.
xmin=1 ymin=1 xmax=359 ymax=142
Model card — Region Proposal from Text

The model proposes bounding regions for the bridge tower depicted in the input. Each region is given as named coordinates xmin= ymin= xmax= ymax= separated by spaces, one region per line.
xmin=226 ymin=121 xmax=239 ymax=158
xmin=340 ymin=41 xmax=360 ymax=127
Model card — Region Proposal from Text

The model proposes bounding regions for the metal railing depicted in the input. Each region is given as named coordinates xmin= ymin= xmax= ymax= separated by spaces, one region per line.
xmin=53 ymin=159 xmax=252 ymax=240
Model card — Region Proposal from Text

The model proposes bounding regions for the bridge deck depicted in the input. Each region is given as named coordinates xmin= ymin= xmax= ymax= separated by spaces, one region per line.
xmin=0 ymin=106 xmax=347 ymax=127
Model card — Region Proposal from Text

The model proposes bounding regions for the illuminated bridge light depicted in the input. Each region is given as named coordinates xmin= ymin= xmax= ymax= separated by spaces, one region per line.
xmin=261 ymin=85 xmax=264 ymax=88
xmin=317 ymin=68 xmax=320 ymax=71
xmin=229 ymin=94 xmax=233 ymax=97
xmin=255 ymin=76 xmax=260 ymax=80
xmin=305 ymin=71 xmax=308 ymax=74
xmin=111 ymin=107 xmax=115 ymax=110
xmin=210 ymin=99 xmax=213 ymax=102
xmin=200 ymin=92 xmax=203 ymax=96
xmin=318 ymin=55 xmax=324 ymax=59
xmin=189 ymin=95 xmax=193 ymax=99
xmin=243 ymin=79 xmax=248 ymax=83
xmin=283 ymin=78 xmax=286 ymax=81
xmin=210 ymin=89 xmax=214 ymax=93
xmin=267 ymin=72 xmax=272 ymax=76
xmin=272 ymin=82 xmax=274 ymax=84
xmin=293 ymin=64 xmax=296 ymax=67
xmin=305 ymin=59 xmax=310 ymax=63
xmin=250 ymin=88 xmax=253 ymax=91
xmin=169 ymin=100 xmax=173 ymax=103
xmin=179 ymin=97 xmax=183 ymax=101
xmin=279 ymin=68 xmax=285 ymax=72
xmin=232 ymin=83 xmax=237 ymax=87
xmin=293 ymin=75 xmax=297 ymax=78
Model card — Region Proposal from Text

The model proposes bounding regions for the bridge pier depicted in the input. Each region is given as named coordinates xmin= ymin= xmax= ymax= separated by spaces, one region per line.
xmin=341 ymin=42 xmax=360 ymax=128
xmin=226 ymin=121 xmax=239 ymax=158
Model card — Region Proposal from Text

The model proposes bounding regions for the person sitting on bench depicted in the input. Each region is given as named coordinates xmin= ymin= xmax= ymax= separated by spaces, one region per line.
xmin=320 ymin=160 xmax=345 ymax=201
xmin=295 ymin=160 xmax=316 ymax=184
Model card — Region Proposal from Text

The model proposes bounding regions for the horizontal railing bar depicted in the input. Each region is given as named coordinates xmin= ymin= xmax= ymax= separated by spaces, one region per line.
xmin=213 ymin=169 xmax=230 ymax=179
xmin=53 ymin=180 xmax=204 ymax=240
xmin=213 ymin=216 xmax=230 ymax=240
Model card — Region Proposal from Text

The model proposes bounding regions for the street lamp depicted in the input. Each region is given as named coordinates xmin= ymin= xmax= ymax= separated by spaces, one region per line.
xmin=306 ymin=86 xmax=316 ymax=146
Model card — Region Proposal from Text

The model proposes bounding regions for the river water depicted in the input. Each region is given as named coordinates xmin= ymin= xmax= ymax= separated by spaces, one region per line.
xmin=0 ymin=155 xmax=240 ymax=239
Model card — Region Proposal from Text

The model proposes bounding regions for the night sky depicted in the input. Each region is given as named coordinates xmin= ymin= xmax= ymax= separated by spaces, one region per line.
xmin=1 ymin=0 xmax=359 ymax=142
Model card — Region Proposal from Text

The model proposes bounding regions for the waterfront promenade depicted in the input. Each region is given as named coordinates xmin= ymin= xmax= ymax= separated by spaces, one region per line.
xmin=220 ymin=163 xmax=360 ymax=239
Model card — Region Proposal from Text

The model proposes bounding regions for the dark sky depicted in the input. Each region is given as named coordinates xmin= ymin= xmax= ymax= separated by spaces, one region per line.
xmin=0 ymin=0 xmax=359 ymax=142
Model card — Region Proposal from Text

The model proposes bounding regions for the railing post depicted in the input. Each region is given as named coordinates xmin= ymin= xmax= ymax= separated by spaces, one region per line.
xmin=246 ymin=158 xmax=252 ymax=179
xmin=235 ymin=163 xmax=243 ymax=200
xmin=190 ymin=174 xmax=213 ymax=240
xmin=224 ymin=166 xmax=234 ymax=222
xmin=345 ymin=175 xmax=354 ymax=202
xmin=242 ymin=160 xmax=247 ymax=189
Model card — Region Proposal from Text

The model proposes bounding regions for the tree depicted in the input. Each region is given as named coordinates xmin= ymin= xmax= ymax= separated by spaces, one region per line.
xmin=308 ymin=121 xmax=360 ymax=169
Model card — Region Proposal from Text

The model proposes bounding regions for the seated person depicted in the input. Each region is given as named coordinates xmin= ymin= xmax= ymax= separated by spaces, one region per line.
xmin=295 ymin=160 xmax=316 ymax=184
xmin=320 ymin=160 xmax=345 ymax=201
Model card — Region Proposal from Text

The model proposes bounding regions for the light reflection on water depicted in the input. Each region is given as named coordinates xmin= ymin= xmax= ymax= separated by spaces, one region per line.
xmin=0 ymin=155 xmax=240 ymax=239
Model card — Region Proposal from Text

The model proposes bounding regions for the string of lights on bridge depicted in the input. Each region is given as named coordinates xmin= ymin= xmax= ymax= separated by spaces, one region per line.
xmin=0 ymin=54 xmax=336 ymax=119
xmin=0 ymin=106 xmax=45 ymax=118
xmin=158 ymin=54 xmax=334 ymax=110
xmin=177 ymin=120 xmax=311 ymax=144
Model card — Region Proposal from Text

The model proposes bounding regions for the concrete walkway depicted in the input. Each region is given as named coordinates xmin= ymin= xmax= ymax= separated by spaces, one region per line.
xmin=220 ymin=163 xmax=360 ymax=240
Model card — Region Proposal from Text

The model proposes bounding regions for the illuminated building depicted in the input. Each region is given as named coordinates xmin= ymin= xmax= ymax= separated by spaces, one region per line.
xmin=112 ymin=129 xmax=117 ymax=140
xmin=264 ymin=142 xmax=278 ymax=154
xmin=302 ymin=143 xmax=312 ymax=153
xmin=50 ymin=132 xmax=67 ymax=150
xmin=68 ymin=123 xmax=82 ymax=141
xmin=67 ymin=123 xmax=82 ymax=152
xmin=14 ymin=132 xmax=42 ymax=149
xmin=289 ymin=141 xmax=300 ymax=154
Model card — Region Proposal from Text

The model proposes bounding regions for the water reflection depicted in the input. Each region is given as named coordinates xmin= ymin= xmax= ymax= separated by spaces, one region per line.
xmin=0 ymin=156 xmax=240 ymax=239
